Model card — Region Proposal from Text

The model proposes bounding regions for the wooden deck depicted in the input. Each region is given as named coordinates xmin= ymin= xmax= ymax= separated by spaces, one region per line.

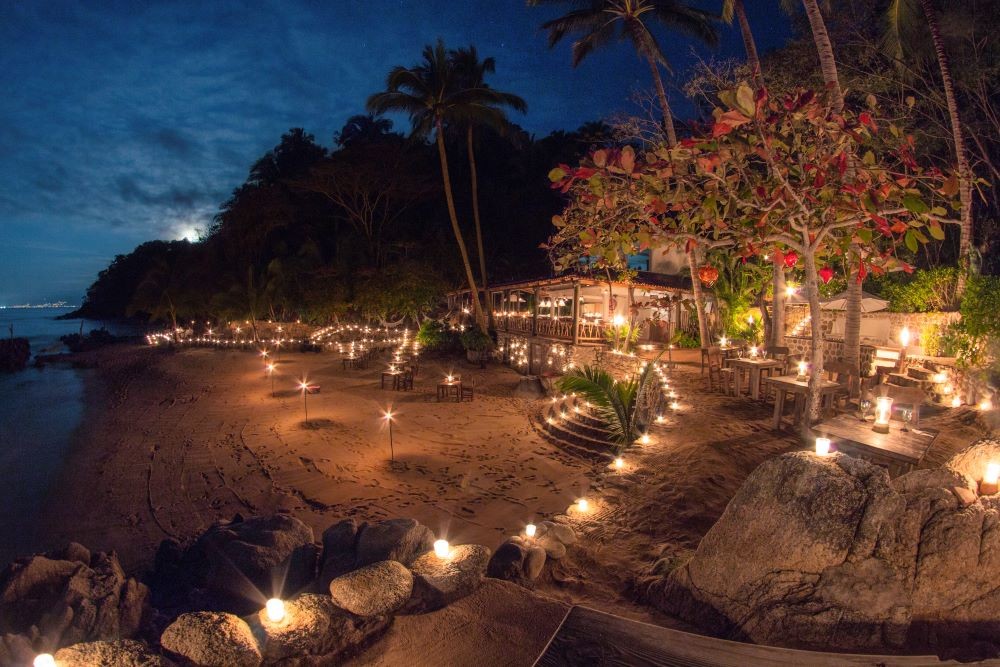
xmin=534 ymin=606 xmax=985 ymax=667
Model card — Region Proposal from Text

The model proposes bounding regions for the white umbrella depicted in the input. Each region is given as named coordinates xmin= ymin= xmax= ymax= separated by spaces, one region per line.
xmin=820 ymin=290 xmax=889 ymax=312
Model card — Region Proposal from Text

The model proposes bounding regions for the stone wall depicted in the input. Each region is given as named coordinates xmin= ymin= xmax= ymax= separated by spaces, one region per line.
xmin=784 ymin=306 xmax=959 ymax=355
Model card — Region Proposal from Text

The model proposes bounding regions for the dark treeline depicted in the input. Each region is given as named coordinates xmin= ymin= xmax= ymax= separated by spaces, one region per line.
xmin=74 ymin=118 xmax=612 ymax=328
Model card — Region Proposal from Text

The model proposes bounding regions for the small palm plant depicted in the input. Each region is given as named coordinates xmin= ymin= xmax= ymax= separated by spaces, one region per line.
xmin=555 ymin=354 xmax=662 ymax=449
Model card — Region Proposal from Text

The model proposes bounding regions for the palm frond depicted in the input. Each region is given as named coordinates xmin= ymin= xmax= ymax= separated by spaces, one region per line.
xmin=881 ymin=0 xmax=927 ymax=64
xmin=541 ymin=7 xmax=608 ymax=48
xmin=652 ymin=2 xmax=719 ymax=47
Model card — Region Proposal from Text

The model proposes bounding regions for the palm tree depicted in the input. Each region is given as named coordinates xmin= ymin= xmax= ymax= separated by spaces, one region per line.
xmin=367 ymin=40 xmax=499 ymax=333
xmin=884 ymin=0 xmax=975 ymax=291
xmin=555 ymin=355 xmax=661 ymax=449
xmin=449 ymin=46 xmax=528 ymax=318
xmin=531 ymin=0 xmax=718 ymax=147
xmin=722 ymin=0 xmax=761 ymax=87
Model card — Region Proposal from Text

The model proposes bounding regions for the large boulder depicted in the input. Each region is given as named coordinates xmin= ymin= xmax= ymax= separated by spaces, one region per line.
xmin=406 ymin=544 xmax=491 ymax=612
xmin=249 ymin=593 xmax=391 ymax=663
xmin=328 ymin=561 xmax=413 ymax=617
xmin=486 ymin=540 xmax=546 ymax=586
xmin=318 ymin=518 xmax=364 ymax=587
xmin=355 ymin=518 xmax=434 ymax=568
xmin=196 ymin=514 xmax=318 ymax=609
xmin=160 ymin=611 xmax=261 ymax=667
xmin=54 ymin=639 xmax=175 ymax=666
xmin=0 ymin=547 xmax=149 ymax=655
xmin=648 ymin=441 xmax=1000 ymax=658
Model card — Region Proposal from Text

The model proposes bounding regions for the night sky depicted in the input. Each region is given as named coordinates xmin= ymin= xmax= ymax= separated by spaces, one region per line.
xmin=0 ymin=1 xmax=791 ymax=305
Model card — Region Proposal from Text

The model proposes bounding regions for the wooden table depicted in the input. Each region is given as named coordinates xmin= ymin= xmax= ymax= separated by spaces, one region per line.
xmin=342 ymin=356 xmax=363 ymax=370
xmin=729 ymin=358 xmax=783 ymax=400
xmin=762 ymin=375 xmax=841 ymax=430
xmin=381 ymin=370 xmax=402 ymax=389
xmin=814 ymin=413 xmax=938 ymax=476
xmin=437 ymin=380 xmax=461 ymax=402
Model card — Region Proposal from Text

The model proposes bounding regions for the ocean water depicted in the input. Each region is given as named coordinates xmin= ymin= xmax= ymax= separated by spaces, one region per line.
xmin=0 ymin=308 xmax=140 ymax=563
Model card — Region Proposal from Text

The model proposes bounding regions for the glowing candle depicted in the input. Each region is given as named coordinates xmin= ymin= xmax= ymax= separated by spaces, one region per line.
xmin=525 ymin=523 xmax=537 ymax=538
xmin=265 ymin=598 xmax=285 ymax=623
xmin=815 ymin=437 xmax=831 ymax=456
xmin=433 ymin=539 xmax=451 ymax=559
xmin=951 ymin=396 xmax=962 ymax=408
xmin=614 ymin=457 xmax=624 ymax=470
xmin=34 ymin=655 xmax=55 ymax=667
xmin=797 ymin=360 xmax=808 ymax=379
xmin=749 ymin=345 xmax=758 ymax=358
xmin=873 ymin=396 xmax=893 ymax=433
xmin=639 ymin=434 xmax=650 ymax=445
xmin=576 ymin=498 xmax=589 ymax=512
xmin=982 ymin=462 xmax=1000 ymax=495
xmin=670 ymin=401 xmax=680 ymax=411
xmin=656 ymin=414 xmax=666 ymax=424
xmin=980 ymin=398 xmax=994 ymax=411
xmin=899 ymin=327 xmax=911 ymax=348
xmin=784 ymin=286 xmax=796 ymax=298
xmin=719 ymin=335 xmax=729 ymax=348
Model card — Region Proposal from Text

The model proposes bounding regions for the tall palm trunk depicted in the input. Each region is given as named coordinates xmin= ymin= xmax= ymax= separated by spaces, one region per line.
xmin=919 ymin=0 xmax=974 ymax=291
xmin=801 ymin=0 xmax=845 ymax=114
xmin=687 ymin=248 xmax=711 ymax=346
xmin=467 ymin=125 xmax=491 ymax=321
xmin=435 ymin=119 xmax=487 ymax=333
xmin=647 ymin=57 xmax=678 ymax=147
xmin=801 ymin=0 xmax=863 ymax=388
xmin=733 ymin=0 xmax=762 ymax=87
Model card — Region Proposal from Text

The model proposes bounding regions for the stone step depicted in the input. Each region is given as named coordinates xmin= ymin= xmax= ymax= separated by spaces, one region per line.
xmin=886 ymin=373 xmax=922 ymax=388
xmin=539 ymin=415 xmax=614 ymax=457
xmin=906 ymin=366 xmax=935 ymax=381
xmin=547 ymin=411 xmax=613 ymax=441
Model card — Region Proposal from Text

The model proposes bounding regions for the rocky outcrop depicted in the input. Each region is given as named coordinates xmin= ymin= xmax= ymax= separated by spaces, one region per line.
xmin=54 ymin=639 xmax=175 ymax=666
xmin=487 ymin=521 xmax=577 ymax=586
xmin=406 ymin=544 xmax=491 ymax=613
xmin=317 ymin=517 xmax=433 ymax=590
xmin=195 ymin=514 xmax=318 ymax=611
xmin=249 ymin=593 xmax=391 ymax=664
xmin=160 ymin=611 xmax=261 ymax=667
xmin=647 ymin=439 xmax=1000 ymax=659
xmin=328 ymin=561 xmax=412 ymax=617
xmin=0 ymin=545 xmax=148 ymax=664
xmin=0 ymin=338 xmax=29 ymax=372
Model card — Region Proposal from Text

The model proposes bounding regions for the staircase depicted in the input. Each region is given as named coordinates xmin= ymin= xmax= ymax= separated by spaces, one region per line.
xmin=885 ymin=360 xmax=959 ymax=406
xmin=535 ymin=395 xmax=616 ymax=461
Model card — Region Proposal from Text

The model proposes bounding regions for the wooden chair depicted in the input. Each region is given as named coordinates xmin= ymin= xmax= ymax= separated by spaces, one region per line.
xmin=700 ymin=347 xmax=711 ymax=375
xmin=766 ymin=346 xmax=790 ymax=364
xmin=824 ymin=360 xmax=861 ymax=409
xmin=706 ymin=347 xmax=735 ymax=395
xmin=398 ymin=368 xmax=414 ymax=391
xmin=879 ymin=384 xmax=925 ymax=427
xmin=461 ymin=378 xmax=475 ymax=402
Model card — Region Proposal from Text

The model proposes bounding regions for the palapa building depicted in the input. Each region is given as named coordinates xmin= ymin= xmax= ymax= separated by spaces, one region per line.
xmin=447 ymin=248 xmax=702 ymax=376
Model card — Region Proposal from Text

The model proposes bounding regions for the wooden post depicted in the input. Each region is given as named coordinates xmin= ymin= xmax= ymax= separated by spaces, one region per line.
xmin=532 ymin=287 xmax=540 ymax=336
xmin=572 ymin=282 xmax=581 ymax=346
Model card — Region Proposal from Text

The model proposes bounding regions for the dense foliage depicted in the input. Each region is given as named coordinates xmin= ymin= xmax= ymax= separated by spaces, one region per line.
xmin=74 ymin=121 xmax=610 ymax=326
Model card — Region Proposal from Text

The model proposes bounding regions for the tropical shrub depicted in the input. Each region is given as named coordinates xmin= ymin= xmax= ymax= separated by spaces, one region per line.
xmin=670 ymin=330 xmax=700 ymax=349
xmin=555 ymin=357 xmax=660 ymax=449
xmin=416 ymin=320 xmax=458 ymax=351
xmin=873 ymin=267 xmax=960 ymax=313
xmin=459 ymin=328 xmax=493 ymax=352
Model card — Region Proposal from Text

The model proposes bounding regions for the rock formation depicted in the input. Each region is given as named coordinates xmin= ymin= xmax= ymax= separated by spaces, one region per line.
xmin=647 ymin=438 xmax=1000 ymax=659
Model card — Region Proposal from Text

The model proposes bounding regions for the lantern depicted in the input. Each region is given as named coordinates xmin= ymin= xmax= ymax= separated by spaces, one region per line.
xmin=815 ymin=437 xmax=831 ymax=456
xmin=819 ymin=266 xmax=834 ymax=284
xmin=873 ymin=396 xmax=893 ymax=433
xmin=433 ymin=539 xmax=451 ymax=559
xmin=783 ymin=250 xmax=798 ymax=268
xmin=698 ymin=265 xmax=719 ymax=287
xmin=982 ymin=463 xmax=999 ymax=495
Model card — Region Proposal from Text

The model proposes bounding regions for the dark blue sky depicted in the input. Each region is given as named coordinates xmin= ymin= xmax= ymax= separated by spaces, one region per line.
xmin=0 ymin=1 xmax=792 ymax=305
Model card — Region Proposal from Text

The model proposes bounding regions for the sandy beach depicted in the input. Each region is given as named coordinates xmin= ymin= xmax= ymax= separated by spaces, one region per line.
xmin=34 ymin=343 xmax=988 ymax=628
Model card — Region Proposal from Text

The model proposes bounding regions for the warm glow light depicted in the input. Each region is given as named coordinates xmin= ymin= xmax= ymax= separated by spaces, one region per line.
xmin=747 ymin=315 xmax=754 ymax=325
xmin=576 ymin=498 xmax=589 ymax=512
xmin=951 ymin=396 xmax=962 ymax=408
xmin=749 ymin=345 xmax=758 ymax=358
xmin=525 ymin=523 xmax=537 ymax=538
xmin=612 ymin=314 xmax=626 ymax=326
xmin=899 ymin=327 xmax=911 ymax=348
xmin=815 ymin=437 xmax=831 ymax=456
xmin=719 ymin=335 xmax=729 ymax=347
xmin=383 ymin=410 xmax=394 ymax=422
xmin=656 ymin=414 xmax=666 ymax=424
xmin=433 ymin=539 xmax=451 ymax=558
xmin=33 ymin=655 xmax=55 ymax=667
xmin=784 ymin=286 xmax=796 ymax=298
xmin=874 ymin=396 xmax=893 ymax=433
xmin=932 ymin=372 xmax=948 ymax=384
xmin=985 ymin=462 xmax=1000 ymax=485
xmin=980 ymin=398 xmax=994 ymax=411
xmin=670 ymin=401 xmax=680 ymax=411
xmin=797 ymin=361 xmax=808 ymax=378
xmin=614 ymin=457 xmax=624 ymax=470
xmin=265 ymin=598 xmax=286 ymax=623
xmin=639 ymin=434 xmax=650 ymax=445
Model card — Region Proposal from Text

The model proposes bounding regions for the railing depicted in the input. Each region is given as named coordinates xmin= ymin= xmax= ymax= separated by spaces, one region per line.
xmin=495 ymin=314 xmax=607 ymax=343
